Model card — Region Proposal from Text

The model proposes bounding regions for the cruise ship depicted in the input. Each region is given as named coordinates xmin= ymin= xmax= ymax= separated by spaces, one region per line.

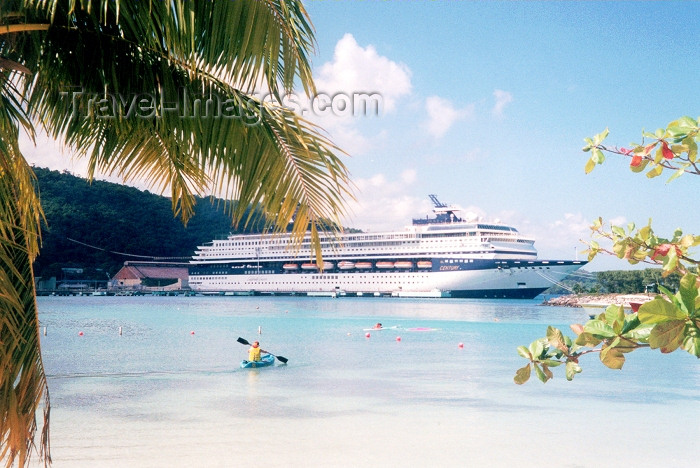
xmin=188 ymin=195 xmax=586 ymax=298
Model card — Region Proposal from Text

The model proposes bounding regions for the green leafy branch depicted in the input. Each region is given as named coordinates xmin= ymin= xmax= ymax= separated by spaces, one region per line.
xmin=585 ymin=218 xmax=700 ymax=274
xmin=515 ymin=273 xmax=700 ymax=384
xmin=516 ymin=116 xmax=700 ymax=384
xmin=583 ymin=116 xmax=700 ymax=180
xmin=581 ymin=118 xmax=700 ymax=276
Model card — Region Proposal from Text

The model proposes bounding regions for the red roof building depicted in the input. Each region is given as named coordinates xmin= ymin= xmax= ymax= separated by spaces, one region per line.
xmin=112 ymin=261 xmax=189 ymax=291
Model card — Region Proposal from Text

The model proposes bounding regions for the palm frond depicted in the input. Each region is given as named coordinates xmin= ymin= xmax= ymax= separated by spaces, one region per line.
xmin=0 ymin=2 xmax=352 ymax=466
xmin=0 ymin=143 xmax=49 ymax=468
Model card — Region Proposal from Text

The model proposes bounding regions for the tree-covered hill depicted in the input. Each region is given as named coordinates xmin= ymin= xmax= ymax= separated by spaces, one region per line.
xmin=33 ymin=167 xmax=265 ymax=280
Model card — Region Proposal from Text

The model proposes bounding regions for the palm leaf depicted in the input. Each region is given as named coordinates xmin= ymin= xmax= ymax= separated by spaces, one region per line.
xmin=1 ymin=2 xmax=352 ymax=466
xmin=0 ymin=144 xmax=49 ymax=468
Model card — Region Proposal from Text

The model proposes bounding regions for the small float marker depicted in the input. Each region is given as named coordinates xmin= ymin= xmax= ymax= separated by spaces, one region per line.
xmin=190 ymin=331 xmax=195 ymax=335
xmin=78 ymin=331 xmax=84 ymax=336
xmin=396 ymin=336 xmax=401 ymax=342
xmin=365 ymin=332 xmax=371 ymax=338
xmin=119 ymin=326 xmax=122 ymax=336
xmin=458 ymin=342 xmax=464 ymax=349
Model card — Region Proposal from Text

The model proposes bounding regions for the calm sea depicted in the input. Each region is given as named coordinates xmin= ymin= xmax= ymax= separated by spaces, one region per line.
xmin=31 ymin=295 xmax=698 ymax=467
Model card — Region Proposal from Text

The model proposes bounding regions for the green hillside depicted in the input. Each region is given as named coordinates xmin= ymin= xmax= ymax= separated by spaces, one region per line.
xmin=33 ymin=167 xmax=265 ymax=280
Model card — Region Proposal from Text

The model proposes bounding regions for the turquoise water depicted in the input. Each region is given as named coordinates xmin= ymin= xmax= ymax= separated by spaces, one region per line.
xmin=34 ymin=296 xmax=698 ymax=467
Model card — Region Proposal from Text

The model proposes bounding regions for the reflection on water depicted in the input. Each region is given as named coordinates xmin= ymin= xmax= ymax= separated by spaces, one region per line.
xmin=31 ymin=296 xmax=698 ymax=468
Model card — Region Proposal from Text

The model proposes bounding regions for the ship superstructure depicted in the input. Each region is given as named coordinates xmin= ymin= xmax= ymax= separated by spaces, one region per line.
xmin=188 ymin=195 xmax=585 ymax=298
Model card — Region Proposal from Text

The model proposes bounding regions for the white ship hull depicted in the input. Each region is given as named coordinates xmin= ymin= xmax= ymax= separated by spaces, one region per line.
xmin=188 ymin=260 xmax=584 ymax=299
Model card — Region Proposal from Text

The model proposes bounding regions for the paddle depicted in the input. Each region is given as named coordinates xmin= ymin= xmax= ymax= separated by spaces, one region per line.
xmin=237 ymin=337 xmax=288 ymax=363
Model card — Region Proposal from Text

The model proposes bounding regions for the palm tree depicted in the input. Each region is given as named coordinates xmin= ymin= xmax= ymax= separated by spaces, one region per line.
xmin=0 ymin=1 xmax=352 ymax=466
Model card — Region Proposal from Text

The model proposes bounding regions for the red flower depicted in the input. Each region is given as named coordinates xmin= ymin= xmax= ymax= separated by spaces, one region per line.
xmin=630 ymin=155 xmax=643 ymax=167
xmin=620 ymin=147 xmax=633 ymax=155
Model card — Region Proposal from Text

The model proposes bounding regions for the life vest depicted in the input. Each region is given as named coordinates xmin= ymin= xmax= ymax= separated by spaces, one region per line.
xmin=248 ymin=346 xmax=262 ymax=361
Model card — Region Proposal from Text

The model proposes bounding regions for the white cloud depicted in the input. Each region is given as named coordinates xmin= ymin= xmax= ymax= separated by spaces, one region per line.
xmin=423 ymin=95 xmax=473 ymax=139
xmin=341 ymin=172 xmax=431 ymax=232
xmin=400 ymin=169 xmax=417 ymax=184
xmin=315 ymin=33 xmax=412 ymax=113
xmin=300 ymin=33 xmax=413 ymax=157
xmin=492 ymin=89 xmax=513 ymax=117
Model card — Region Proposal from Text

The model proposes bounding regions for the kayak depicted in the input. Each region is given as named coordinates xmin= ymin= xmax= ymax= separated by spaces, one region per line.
xmin=362 ymin=325 xmax=399 ymax=331
xmin=240 ymin=353 xmax=275 ymax=369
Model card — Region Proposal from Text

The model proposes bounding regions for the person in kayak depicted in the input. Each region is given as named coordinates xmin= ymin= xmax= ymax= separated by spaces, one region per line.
xmin=248 ymin=341 xmax=263 ymax=361
xmin=373 ymin=323 xmax=383 ymax=329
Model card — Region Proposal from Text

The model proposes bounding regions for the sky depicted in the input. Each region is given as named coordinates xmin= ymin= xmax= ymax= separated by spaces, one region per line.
xmin=21 ymin=1 xmax=700 ymax=272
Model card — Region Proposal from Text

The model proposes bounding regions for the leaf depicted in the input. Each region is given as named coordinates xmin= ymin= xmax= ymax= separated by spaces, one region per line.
xmin=646 ymin=164 xmax=664 ymax=179
xmin=541 ymin=359 xmax=563 ymax=367
xmin=685 ymin=136 xmax=698 ymax=162
xmin=680 ymin=234 xmax=696 ymax=249
xmin=648 ymin=320 xmax=686 ymax=353
xmin=622 ymin=323 xmax=654 ymax=342
xmin=678 ymin=273 xmax=698 ymax=316
xmin=514 ymin=364 xmax=531 ymax=385
xmin=630 ymin=158 xmax=649 ymax=173
xmin=533 ymin=363 xmax=549 ymax=383
xmin=565 ymin=361 xmax=582 ymax=381
xmin=592 ymin=148 xmax=605 ymax=164
xmin=575 ymin=331 xmax=602 ymax=347
xmin=592 ymin=127 xmax=609 ymax=145
xmin=604 ymin=304 xmax=625 ymax=330
xmin=639 ymin=225 xmax=651 ymax=242
xmin=528 ymin=339 xmax=545 ymax=359
xmin=666 ymin=165 xmax=688 ymax=183
xmin=661 ymin=141 xmax=675 ymax=159
xmin=584 ymin=158 xmax=596 ymax=174
xmin=517 ymin=345 xmax=532 ymax=359
xmin=542 ymin=364 xmax=554 ymax=381
xmin=611 ymin=225 xmax=626 ymax=237
xmin=600 ymin=345 xmax=625 ymax=369
xmin=638 ymin=298 xmax=687 ymax=324
xmin=681 ymin=325 xmax=700 ymax=357
xmin=583 ymin=319 xmax=616 ymax=338
xmin=546 ymin=326 xmax=568 ymax=353
xmin=570 ymin=323 xmax=584 ymax=336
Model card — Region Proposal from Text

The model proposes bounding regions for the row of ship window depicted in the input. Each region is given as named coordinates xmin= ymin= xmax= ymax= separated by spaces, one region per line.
xmin=199 ymin=280 xmax=429 ymax=285
xmin=216 ymin=228 xmax=516 ymax=247
xmin=195 ymin=276 xmax=431 ymax=281
xmin=203 ymin=236 xmax=521 ymax=253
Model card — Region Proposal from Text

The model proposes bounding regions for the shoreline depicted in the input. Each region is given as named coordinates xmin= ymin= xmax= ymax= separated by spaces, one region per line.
xmin=541 ymin=293 xmax=654 ymax=308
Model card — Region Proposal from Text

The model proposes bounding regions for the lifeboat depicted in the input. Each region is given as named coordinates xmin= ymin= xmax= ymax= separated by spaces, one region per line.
xmin=355 ymin=262 xmax=372 ymax=269
xmin=375 ymin=261 xmax=394 ymax=269
xmin=301 ymin=262 xmax=334 ymax=270
xmin=394 ymin=261 xmax=413 ymax=269
xmin=282 ymin=263 xmax=299 ymax=270
xmin=338 ymin=261 xmax=355 ymax=270
xmin=417 ymin=261 xmax=433 ymax=269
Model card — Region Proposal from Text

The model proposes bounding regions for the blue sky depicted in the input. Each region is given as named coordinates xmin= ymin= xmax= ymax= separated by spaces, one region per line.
xmin=23 ymin=1 xmax=699 ymax=271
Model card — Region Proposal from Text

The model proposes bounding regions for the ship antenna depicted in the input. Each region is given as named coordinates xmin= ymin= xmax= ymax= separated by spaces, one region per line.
xmin=428 ymin=194 xmax=447 ymax=208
